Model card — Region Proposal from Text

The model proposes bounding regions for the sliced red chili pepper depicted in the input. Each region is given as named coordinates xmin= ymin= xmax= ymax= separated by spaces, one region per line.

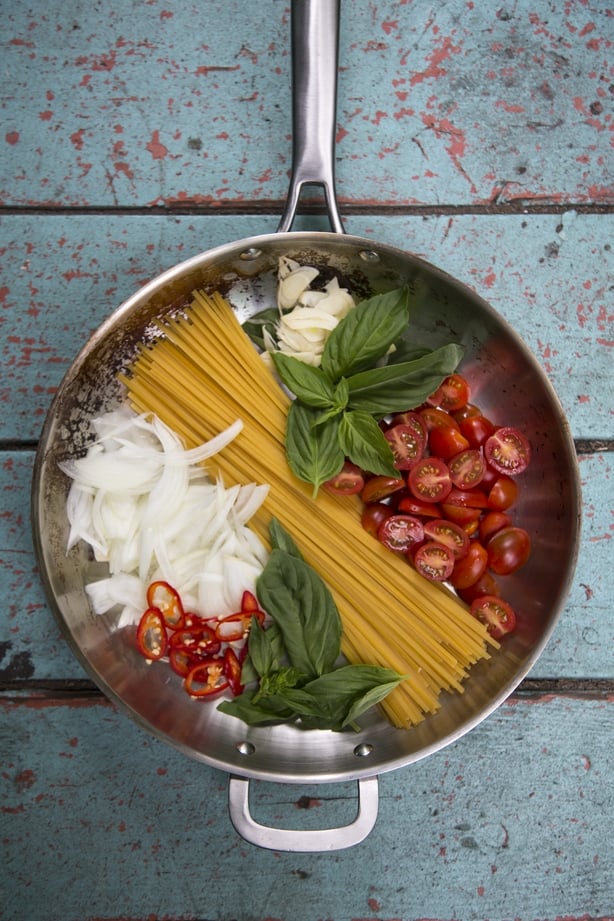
xmin=169 ymin=647 xmax=192 ymax=677
xmin=136 ymin=607 xmax=168 ymax=661
xmin=223 ymin=647 xmax=244 ymax=696
xmin=240 ymin=590 xmax=260 ymax=613
xmin=146 ymin=581 xmax=185 ymax=629
xmin=169 ymin=622 xmax=221 ymax=659
xmin=215 ymin=609 xmax=265 ymax=643
xmin=184 ymin=658 xmax=229 ymax=698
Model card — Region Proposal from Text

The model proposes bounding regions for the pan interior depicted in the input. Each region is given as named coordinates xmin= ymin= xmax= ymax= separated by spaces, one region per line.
xmin=33 ymin=231 xmax=580 ymax=783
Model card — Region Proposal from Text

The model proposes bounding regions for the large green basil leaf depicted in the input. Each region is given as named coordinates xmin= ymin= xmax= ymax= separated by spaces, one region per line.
xmin=256 ymin=548 xmax=342 ymax=678
xmin=272 ymin=352 xmax=337 ymax=409
xmin=346 ymin=343 xmax=464 ymax=414
xmin=338 ymin=410 xmax=398 ymax=477
xmin=268 ymin=517 xmax=304 ymax=559
xmin=321 ymin=287 xmax=410 ymax=379
xmin=285 ymin=401 xmax=345 ymax=494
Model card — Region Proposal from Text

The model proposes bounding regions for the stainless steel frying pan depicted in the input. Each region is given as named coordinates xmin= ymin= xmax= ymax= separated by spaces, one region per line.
xmin=31 ymin=0 xmax=581 ymax=851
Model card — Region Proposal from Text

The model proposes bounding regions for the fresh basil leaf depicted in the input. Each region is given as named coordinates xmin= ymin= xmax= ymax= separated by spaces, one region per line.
xmin=242 ymin=307 xmax=279 ymax=350
xmin=272 ymin=352 xmax=337 ymax=409
xmin=256 ymin=548 xmax=342 ymax=678
xmin=285 ymin=401 xmax=345 ymax=494
xmin=346 ymin=343 xmax=464 ymax=415
xmin=268 ymin=517 xmax=304 ymax=559
xmin=218 ymin=690 xmax=295 ymax=725
xmin=384 ymin=340 xmax=431 ymax=365
xmin=313 ymin=377 xmax=349 ymax=426
xmin=338 ymin=410 xmax=398 ymax=477
xmin=321 ymin=287 xmax=410 ymax=379
xmin=252 ymin=666 xmax=305 ymax=704
xmin=244 ymin=618 xmax=284 ymax=681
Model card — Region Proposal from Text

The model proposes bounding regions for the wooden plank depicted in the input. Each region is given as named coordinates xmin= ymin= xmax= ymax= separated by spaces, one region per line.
xmin=1 ymin=449 xmax=612 ymax=682
xmin=1 ymin=212 xmax=612 ymax=442
xmin=1 ymin=694 xmax=612 ymax=920
xmin=1 ymin=0 xmax=611 ymax=208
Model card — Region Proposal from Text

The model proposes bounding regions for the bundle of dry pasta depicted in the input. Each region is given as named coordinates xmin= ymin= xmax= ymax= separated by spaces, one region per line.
xmin=118 ymin=290 xmax=495 ymax=728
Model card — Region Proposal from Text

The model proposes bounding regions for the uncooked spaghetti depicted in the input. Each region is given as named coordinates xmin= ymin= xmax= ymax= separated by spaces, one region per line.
xmin=118 ymin=289 xmax=495 ymax=728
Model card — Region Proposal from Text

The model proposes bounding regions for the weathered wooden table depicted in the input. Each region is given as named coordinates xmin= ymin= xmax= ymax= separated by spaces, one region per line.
xmin=1 ymin=2 xmax=612 ymax=919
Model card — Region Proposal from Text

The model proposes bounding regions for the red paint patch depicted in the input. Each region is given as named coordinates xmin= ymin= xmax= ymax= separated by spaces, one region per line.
xmin=14 ymin=769 xmax=36 ymax=791
xmin=39 ymin=110 xmax=53 ymax=121
xmin=70 ymin=128 xmax=86 ymax=150
xmin=146 ymin=130 xmax=168 ymax=160
xmin=6 ymin=131 xmax=20 ymax=145
xmin=367 ymin=897 xmax=381 ymax=910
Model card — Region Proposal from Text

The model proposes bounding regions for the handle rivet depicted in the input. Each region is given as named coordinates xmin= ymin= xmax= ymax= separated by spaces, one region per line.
xmin=353 ymin=742 xmax=374 ymax=757
xmin=359 ymin=250 xmax=380 ymax=263
xmin=236 ymin=740 xmax=256 ymax=755
xmin=240 ymin=248 xmax=262 ymax=261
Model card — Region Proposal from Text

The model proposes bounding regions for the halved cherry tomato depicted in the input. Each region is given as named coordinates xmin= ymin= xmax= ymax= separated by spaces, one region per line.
xmin=136 ymin=607 xmax=168 ymax=660
xmin=479 ymin=511 xmax=512 ymax=544
xmin=459 ymin=414 xmax=496 ymax=448
xmin=444 ymin=487 xmax=489 ymax=509
xmin=470 ymin=595 xmax=516 ymax=640
xmin=457 ymin=570 xmax=501 ymax=604
xmin=449 ymin=541 xmax=489 ymax=589
xmin=408 ymin=457 xmax=452 ymax=503
xmin=440 ymin=502 xmax=482 ymax=525
xmin=414 ymin=541 xmax=455 ymax=582
xmin=420 ymin=406 xmax=460 ymax=432
xmin=361 ymin=475 xmax=405 ymax=503
xmin=384 ymin=424 xmax=425 ymax=470
xmin=453 ymin=402 xmax=482 ymax=423
xmin=423 ymin=519 xmax=470 ymax=559
xmin=323 ymin=460 xmax=365 ymax=495
xmin=448 ymin=448 xmax=486 ymax=489
xmin=428 ymin=373 xmax=470 ymax=412
xmin=487 ymin=526 xmax=531 ymax=575
xmin=428 ymin=425 xmax=470 ymax=460
xmin=146 ymin=581 xmax=184 ymax=629
xmin=223 ymin=647 xmax=244 ymax=696
xmin=361 ymin=502 xmax=394 ymax=538
xmin=484 ymin=427 xmax=531 ymax=476
xmin=487 ymin=475 xmax=519 ymax=510
xmin=378 ymin=514 xmax=424 ymax=552
xmin=184 ymin=658 xmax=229 ymax=698
xmin=397 ymin=495 xmax=443 ymax=519
xmin=391 ymin=410 xmax=428 ymax=442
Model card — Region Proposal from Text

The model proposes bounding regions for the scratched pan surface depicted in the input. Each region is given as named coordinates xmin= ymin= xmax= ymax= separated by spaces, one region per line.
xmin=31 ymin=2 xmax=580 ymax=794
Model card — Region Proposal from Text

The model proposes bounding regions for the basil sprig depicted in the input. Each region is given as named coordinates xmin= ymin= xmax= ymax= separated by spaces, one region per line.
xmin=263 ymin=285 xmax=463 ymax=493
xmin=218 ymin=521 xmax=406 ymax=731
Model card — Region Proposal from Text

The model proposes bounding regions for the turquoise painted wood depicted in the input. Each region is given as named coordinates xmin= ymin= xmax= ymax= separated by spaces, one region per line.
xmin=1 ymin=0 xmax=612 ymax=918
xmin=1 ymin=695 xmax=612 ymax=920
xmin=1 ymin=1 xmax=612 ymax=208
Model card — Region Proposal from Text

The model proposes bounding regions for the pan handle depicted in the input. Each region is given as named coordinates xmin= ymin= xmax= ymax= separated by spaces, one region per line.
xmin=277 ymin=0 xmax=345 ymax=235
xmin=228 ymin=774 xmax=378 ymax=851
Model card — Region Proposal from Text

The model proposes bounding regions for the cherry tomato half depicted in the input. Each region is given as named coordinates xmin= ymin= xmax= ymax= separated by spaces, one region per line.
xmin=378 ymin=514 xmax=424 ymax=553
xmin=391 ymin=410 xmax=428 ymax=442
xmin=459 ymin=414 xmax=496 ymax=448
xmin=384 ymin=424 xmax=425 ymax=470
xmin=484 ymin=427 xmax=531 ymax=476
xmin=486 ymin=526 xmax=532 ymax=575
xmin=457 ymin=570 xmax=502 ymax=604
xmin=397 ymin=495 xmax=443 ymax=519
xmin=361 ymin=502 xmax=394 ymax=538
xmin=470 ymin=595 xmax=517 ymax=640
xmin=423 ymin=518 xmax=470 ymax=559
xmin=323 ymin=460 xmax=365 ymax=495
xmin=487 ymin=475 xmax=519 ymax=510
xmin=361 ymin=475 xmax=405 ymax=504
xmin=428 ymin=425 xmax=470 ymax=460
xmin=420 ymin=406 xmax=460 ymax=432
xmin=414 ymin=541 xmax=455 ymax=582
xmin=428 ymin=373 xmax=471 ymax=412
xmin=449 ymin=541 xmax=489 ymax=590
xmin=479 ymin=510 xmax=512 ymax=544
xmin=408 ymin=457 xmax=452 ymax=504
xmin=448 ymin=448 xmax=486 ymax=489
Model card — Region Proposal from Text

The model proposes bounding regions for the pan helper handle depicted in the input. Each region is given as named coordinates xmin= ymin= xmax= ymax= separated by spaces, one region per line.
xmin=228 ymin=775 xmax=379 ymax=851
xmin=277 ymin=0 xmax=345 ymax=234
